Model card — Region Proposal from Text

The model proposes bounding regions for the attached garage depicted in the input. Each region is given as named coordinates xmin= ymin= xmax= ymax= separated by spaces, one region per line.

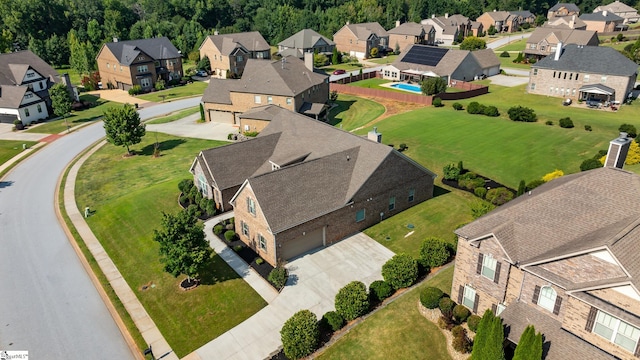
xmin=208 ymin=110 xmax=235 ymax=124
xmin=280 ymin=226 xmax=325 ymax=261
xmin=0 ymin=113 xmax=18 ymax=124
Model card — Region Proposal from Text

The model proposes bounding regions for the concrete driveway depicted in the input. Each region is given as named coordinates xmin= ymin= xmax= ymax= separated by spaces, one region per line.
xmin=188 ymin=232 xmax=395 ymax=360
xmin=87 ymin=89 xmax=152 ymax=106
xmin=0 ymin=123 xmax=50 ymax=141
xmin=489 ymin=74 xmax=530 ymax=87
xmin=146 ymin=113 xmax=235 ymax=142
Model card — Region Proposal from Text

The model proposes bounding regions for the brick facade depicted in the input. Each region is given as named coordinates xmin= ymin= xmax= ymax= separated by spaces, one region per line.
xmin=191 ymin=160 xmax=238 ymax=212
xmin=200 ymin=36 xmax=271 ymax=79
xmin=233 ymin=184 xmax=278 ymax=265
xmin=96 ymin=48 xmax=156 ymax=90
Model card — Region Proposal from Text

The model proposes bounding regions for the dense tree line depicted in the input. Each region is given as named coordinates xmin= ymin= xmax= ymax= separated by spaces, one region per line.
xmin=1 ymin=0 xmax=637 ymax=71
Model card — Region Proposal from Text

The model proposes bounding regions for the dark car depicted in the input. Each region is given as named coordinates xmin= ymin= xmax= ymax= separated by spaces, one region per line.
xmin=195 ymin=70 xmax=208 ymax=77
xmin=333 ymin=69 xmax=346 ymax=75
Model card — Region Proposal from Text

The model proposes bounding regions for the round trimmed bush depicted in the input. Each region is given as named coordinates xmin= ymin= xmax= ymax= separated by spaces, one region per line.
xmin=453 ymin=304 xmax=471 ymax=323
xmin=559 ymin=117 xmax=574 ymax=128
xmin=467 ymin=314 xmax=481 ymax=332
xmin=420 ymin=286 xmax=444 ymax=309
xmin=585 ymin=125 xmax=592 ymax=131
xmin=419 ymin=237 xmax=451 ymax=268
xmin=335 ymin=281 xmax=369 ymax=321
xmin=452 ymin=102 xmax=463 ymax=110
xmin=280 ymin=309 xmax=319 ymax=360
xmin=213 ymin=224 xmax=224 ymax=235
xmin=545 ymin=120 xmax=553 ymax=126
xmin=224 ymin=230 xmax=236 ymax=241
xmin=619 ymin=123 xmax=637 ymax=138
xmin=321 ymin=311 xmax=345 ymax=332
xmin=268 ymin=267 xmax=287 ymax=289
xmin=474 ymin=187 xmax=487 ymax=198
xmin=580 ymin=158 xmax=603 ymax=171
xmin=178 ymin=178 xmax=194 ymax=193
xmin=439 ymin=297 xmax=456 ymax=316
xmin=433 ymin=97 xmax=444 ymax=107
xmin=483 ymin=105 xmax=499 ymax=117
xmin=508 ymin=105 xmax=537 ymax=122
xmin=486 ymin=187 xmax=514 ymax=205
xmin=526 ymin=179 xmax=545 ymax=191
xmin=500 ymin=51 xmax=510 ymax=57
xmin=369 ymin=280 xmax=393 ymax=303
xmin=382 ymin=254 xmax=419 ymax=290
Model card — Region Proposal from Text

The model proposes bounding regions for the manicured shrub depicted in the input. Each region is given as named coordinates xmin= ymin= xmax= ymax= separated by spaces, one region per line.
xmin=438 ymin=315 xmax=455 ymax=330
xmin=474 ymin=187 xmax=487 ymax=198
xmin=458 ymin=176 xmax=484 ymax=191
xmin=500 ymin=51 xmax=510 ymax=57
xmin=545 ymin=120 xmax=553 ymax=126
xmin=467 ymin=314 xmax=482 ymax=332
xmin=233 ymin=245 xmax=243 ymax=252
xmin=513 ymin=324 xmax=543 ymax=360
xmin=369 ymin=280 xmax=393 ymax=303
xmin=467 ymin=101 xmax=485 ymax=114
xmin=508 ymin=106 xmax=537 ymax=122
xmin=382 ymin=254 xmax=418 ymax=290
xmin=580 ymin=158 xmax=603 ymax=171
xmin=452 ymin=102 xmax=463 ymax=110
xmin=559 ymin=117 xmax=574 ymax=128
xmin=280 ymin=309 xmax=319 ymax=360
xmin=178 ymin=178 xmax=194 ymax=193
xmin=619 ymin=123 xmax=637 ymax=138
xmin=453 ymin=304 xmax=471 ymax=323
xmin=471 ymin=309 xmax=505 ymax=360
xmin=213 ymin=224 xmax=224 ymax=235
xmin=526 ymin=179 xmax=545 ymax=191
xmin=433 ymin=97 xmax=444 ymax=107
xmin=443 ymin=163 xmax=461 ymax=180
xmin=517 ymin=180 xmax=526 ymax=197
xmin=255 ymin=258 xmax=264 ymax=265
xmin=585 ymin=125 xmax=592 ymax=131
xmin=335 ymin=281 xmax=369 ymax=321
xmin=321 ymin=311 xmax=345 ymax=332
xmin=421 ymin=76 xmax=447 ymax=95
xmin=542 ymin=169 xmax=564 ymax=182
xmin=452 ymin=325 xmax=473 ymax=353
xmin=419 ymin=237 xmax=451 ymax=268
xmin=483 ymin=105 xmax=499 ymax=117
xmin=439 ymin=297 xmax=456 ymax=317
xmin=269 ymin=267 xmax=287 ymax=289
xmin=420 ymin=286 xmax=444 ymax=309
xmin=485 ymin=187 xmax=514 ymax=205
xmin=398 ymin=143 xmax=408 ymax=152
xmin=128 ymin=85 xmax=143 ymax=95
xmin=224 ymin=230 xmax=236 ymax=241
xmin=470 ymin=199 xmax=495 ymax=219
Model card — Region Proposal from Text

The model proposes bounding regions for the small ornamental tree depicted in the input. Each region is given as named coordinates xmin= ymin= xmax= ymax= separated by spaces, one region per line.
xmin=335 ymin=281 xmax=369 ymax=321
xmin=103 ymin=104 xmax=146 ymax=155
xmin=153 ymin=210 xmax=211 ymax=283
xmin=280 ymin=309 xmax=319 ymax=360
xmin=443 ymin=163 xmax=461 ymax=180
xmin=472 ymin=309 xmax=505 ymax=360
xmin=619 ymin=123 xmax=637 ymax=138
xmin=199 ymin=103 xmax=205 ymax=121
xmin=513 ymin=325 xmax=543 ymax=360
xmin=332 ymin=47 xmax=340 ymax=64
xmin=50 ymin=83 xmax=73 ymax=130
xmin=459 ymin=36 xmax=487 ymax=51
xmin=419 ymin=237 xmax=451 ymax=268
xmin=421 ymin=76 xmax=447 ymax=96
xmin=517 ymin=180 xmax=526 ymax=197
xmin=369 ymin=47 xmax=379 ymax=58
xmin=382 ymin=254 xmax=419 ymax=290
xmin=198 ymin=55 xmax=211 ymax=72
xmin=487 ymin=24 xmax=497 ymax=35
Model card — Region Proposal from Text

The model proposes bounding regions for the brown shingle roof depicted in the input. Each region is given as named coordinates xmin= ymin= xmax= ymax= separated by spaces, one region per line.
xmin=202 ymin=31 xmax=270 ymax=55
xmin=103 ymin=37 xmax=180 ymax=65
xmin=0 ymin=85 xmax=28 ymax=108
xmin=472 ymin=49 xmax=501 ymax=68
xmin=342 ymin=22 xmax=388 ymax=40
xmin=527 ymin=27 xmax=596 ymax=45
xmin=0 ymin=50 xmax=60 ymax=86
xmin=388 ymin=22 xmax=426 ymax=36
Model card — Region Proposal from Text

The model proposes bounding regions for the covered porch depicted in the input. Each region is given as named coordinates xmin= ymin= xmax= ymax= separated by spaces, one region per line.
xmin=399 ymin=69 xmax=445 ymax=83
xmin=579 ymin=83 xmax=615 ymax=103
xmin=300 ymin=102 xmax=329 ymax=121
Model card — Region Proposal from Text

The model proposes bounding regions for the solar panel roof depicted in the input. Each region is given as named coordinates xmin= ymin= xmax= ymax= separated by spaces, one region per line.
xmin=401 ymin=46 xmax=448 ymax=66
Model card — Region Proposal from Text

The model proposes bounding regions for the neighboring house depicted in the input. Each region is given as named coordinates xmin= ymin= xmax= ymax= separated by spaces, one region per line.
xmin=333 ymin=22 xmax=389 ymax=59
xmin=528 ymin=44 xmax=637 ymax=103
xmin=202 ymin=55 xmax=329 ymax=125
xmin=594 ymin=1 xmax=640 ymax=24
xmin=451 ymin=133 xmax=640 ymax=360
xmin=382 ymin=44 xmax=500 ymax=83
xmin=199 ymin=31 xmax=271 ymax=79
xmin=277 ymin=29 xmax=335 ymax=59
xmin=387 ymin=22 xmax=436 ymax=53
xmin=511 ymin=10 xmax=536 ymax=24
xmin=543 ymin=15 xmax=588 ymax=29
xmin=477 ymin=10 xmax=521 ymax=33
xmin=421 ymin=14 xmax=472 ymax=46
xmin=190 ymin=106 xmax=436 ymax=266
xmin=0 ymin=50 xmax=64 ymax=124
xmin=470 ymin=21 xmax=485 ymax=37
xmin=524 ymin=27 xmax=599 ymax=59
xmin=580 ymin=11 xmax=626 ymax=32
xmin=548 ymin=3 xmax=581 ymax=18
xmin=96 ymin=37 xmax=182 ymax=91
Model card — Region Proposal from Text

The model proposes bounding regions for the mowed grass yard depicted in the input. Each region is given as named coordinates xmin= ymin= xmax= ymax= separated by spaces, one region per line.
xmin=329 ymin=94 xmax=385 ymax=130
xmin=146 ymin=107 xmax=200 ymax=124
xmin=137 ymin=81 xmax=208 ymax=102
xmin=317 ymin=266 xmax=455 ymax=360
xmin=26 ymin=95 xmax=114 ymax=134
xmin=0 ymin=140 xmax=37 ymax=166
xmin=75 ymin=133 xmax=266 ymax=357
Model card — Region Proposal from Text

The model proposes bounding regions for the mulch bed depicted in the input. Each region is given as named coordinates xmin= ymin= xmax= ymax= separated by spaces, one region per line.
xmin=441 ymin=172 xmax=516 ymax=197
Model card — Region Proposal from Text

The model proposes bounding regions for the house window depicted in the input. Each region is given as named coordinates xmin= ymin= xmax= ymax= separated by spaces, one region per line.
xmin=572 ymin=88 xmax=576 ymax=96
xmin=563 ymin=72 xmax=567 ymax=79
xmin=540 ymin=45 xmax=546 ymax=51
xmin=584 ymin=74 xmax=590 ymax=82
xmin=242 ymin=221 xmax=249 ymax=237
xmin=481 ymin=254 xmax=497 ymax=280
xmin=553 ymin=71 xmax=556 ymax=78
xmin=533 ymin=69 xmax=538 ymax=76
xmin=107 ymin=62 xmax=110 ymax=69
xmin=247 ymin=197 xmax=256 ymax=215
xmin=25 ymin=93 xmax=33 ymax=99
xmin=537 ymin=286 xmax=557 ymax=312
xmin=286 ymin=98 xmax=292 ymax=105
xmin=24 ymin=108 xmax=30 ymax=117
xmin=530 ymin=83 xmax=536 ymax=90
xmin=138 ymin=56 xmax=144 ymax=61
xmin=120 ymin=66 xmax=123 ymax=72
xmin=26 ymin=72 xmax=35 ymax=78
xmin=496 ymin=303 xmax=506 ymax=315
xmin=256 ymin=52 xmax=265 ymax=59
xmin=37 ymin=104 xmax=42 ymax=113
xmin=530 ymin=44 xmax=537 ymax=49
xmin=550 ymin=87 xmax=553 ymax=94
xmin=408 ymin=189 xmax=415 ymax=202
xmin=356 ymin=209 xmax=365 ymax=222
xmin=575 ymin=73 xmax=579 ymax=80
xmin=137 ymin=65 xmax=148 ymax=73
xmin=593 ymin=310 xmax=640 ymax=353
xmin=389 ymin=196 xmax=396 ymax=211
xmin=254 ymin=95 xmax=261 ymax=104
xmin=140 ymin=78 xmax=151 ymax=88
xmin=198 ymin=174 xmax=207 ymax=196
xmin=601 ymin=76 xmax=607 ymax=83
xmin=237 ymin=55 xmax=244 ymax=62
xmin=462 ymin=285 xmax=476 ymax=309
xmin=258 ymin=234 xmax=267 ymax=250
xmin=569 ymin=73 xmax=572 ymax=80
xmin=267 ymin=96 xmax=273 ymax=104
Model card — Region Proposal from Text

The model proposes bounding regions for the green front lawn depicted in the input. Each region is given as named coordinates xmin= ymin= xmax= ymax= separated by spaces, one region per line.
xmin=496 ymin=37 xmax=528 ymax=52
xmin=329 ymin=94 xmax=385 ymax=130
xmin=0 ymin=140 xmax=37 ymax=166
xmin=75 ymin=133 xmax=266 ymax=357
xmin=322 ymin=63 xmax=365 ymax=74
xmin=26 ymin=95 xmax=113 ymax=134
xmin=495 ymin=52 xmax=532 ymax=70
xmin=368 ymin=55 xmax=398 ymax=64
xmin=146 ymin=107 xmax=200 ymax=124
xmin=137 ymin=82 xmax=208 ymax=102
xmin=317 ymin=266 xmax=455 ymax=360
xmin=55 ymin=65 xmax=82 ymax=85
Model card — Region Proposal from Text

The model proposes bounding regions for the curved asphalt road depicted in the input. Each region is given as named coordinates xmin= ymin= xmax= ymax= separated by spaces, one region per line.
xmin=0 ymin=97 xmax=201 ymax=359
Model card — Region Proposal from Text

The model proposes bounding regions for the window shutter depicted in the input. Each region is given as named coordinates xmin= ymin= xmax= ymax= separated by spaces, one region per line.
xmin=585 ymin=306 xmax=597 ymax=331
xmin=553 ymin=296 xmax=562 ymax=315
xmin=491 ymin=304 xmax=497 ymax=315
xmin=476 ymin=253 xmax=484 ymax=275
xmin=635 ymin=339 xmax=640 ymax=357
xmin=473 ymin=293 xmax=480 ymax=314
xmin=246 ymin=197 xmax=250 ymax=212
xmin=458 ymin=285 xmax=464 ymax=304
xmin=494 ymin=262 xmax=501 ymax=284
xmin=532 ymin=285 xmax=541 ymax=304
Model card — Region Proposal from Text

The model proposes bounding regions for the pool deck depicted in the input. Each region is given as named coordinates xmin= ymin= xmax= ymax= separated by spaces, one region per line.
xmin=382 ymin=81 xmax=422 ymax=94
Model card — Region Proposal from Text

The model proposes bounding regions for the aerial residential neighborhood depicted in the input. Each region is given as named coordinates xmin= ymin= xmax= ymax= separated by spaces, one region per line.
xmin=3 ymin=1 xmax=640 ymax=360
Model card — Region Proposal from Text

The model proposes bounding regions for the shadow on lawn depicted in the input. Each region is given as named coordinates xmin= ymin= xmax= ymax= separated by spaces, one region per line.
xmin=328 ymin=99 xmax=356 ymax=126
xmin=433 ymin=185 xmax=450 ymax=198
xmin=198 ymin=253 xmax=241 ymax=285
xmin=139 ymin=139 xmax=186 ymax=156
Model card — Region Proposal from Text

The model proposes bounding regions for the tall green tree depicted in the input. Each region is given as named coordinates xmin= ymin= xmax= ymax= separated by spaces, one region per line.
xmin=68 ymin=31 xmax=92 ymax=75
xmin=45 ymin=34 xmax=70 ymax=67
xmin=513 ymin=325 xmax=543 ymax=360
xmin=49 ymin=83 xmax=73 ymax=128
xmin=103 ymin=103 xmax=146 ymax=155
xmin=472 ymin=309 xmax=505 ymax=360
xmin=421 ymin=76 xmax=447 ymax=96
xmin=459 ymin=36 xmax=487 ymax=51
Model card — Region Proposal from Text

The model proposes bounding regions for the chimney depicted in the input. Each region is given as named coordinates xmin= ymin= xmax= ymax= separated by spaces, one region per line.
xmin=554 ymin=41 xmax=563 ymax=60
xmin=214 ymin=30 xmax=219 ymax=36
xmin=432 ymin=14 xmax=435 ymax=19
xmin=368 ymin=127 xmax=382 ymax=143
xmin=603 ymin=10 xmax=608 ymax=17
xmin=569 ymin=15 xmax=575 ymax=28
xmin=303 ymin=52 xmax=313 ymax=71
xmin=445 ymin=13 xmax=449 ymax=18
xmin=346 ymin=21 xmax=350 ymax=25
xmin=396 ymin=20 xmax=401 ymax=28
xmin=113 ymin=37 xmax=118 ymax=42
xmin=605 ymin=132 xmax=632 ymax=169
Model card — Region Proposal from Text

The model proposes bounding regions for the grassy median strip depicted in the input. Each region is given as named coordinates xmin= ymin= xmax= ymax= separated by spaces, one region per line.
xmin=146 ymin=107 xmax=200 ymax=125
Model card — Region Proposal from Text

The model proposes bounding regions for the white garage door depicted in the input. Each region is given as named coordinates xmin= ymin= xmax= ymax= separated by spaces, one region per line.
xmin=280 ymin=226 xmax=325 ymax=261
xmin=209 ymin=110 xmax=234 ymax=124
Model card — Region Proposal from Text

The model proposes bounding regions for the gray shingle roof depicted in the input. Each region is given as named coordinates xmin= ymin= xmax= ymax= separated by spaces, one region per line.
xmin=0 ymin=85 xmax=28 ymax=108
xmin=595 ymin=1 xmax=638 ymax=13
xmin=472 ymin=49 xmax=501 ymax=68
xmin=550 ymin=3 xmax=581 ymax=12
xmin=580 ymin=11 xmax=624 ymax=22
xmin=532 ymin=44 xmax=638 ymax=77
xmin=342 ymin=22 xmax=388 ymax=40
xmin=387 ymin=22 xmax=426 ymax=36
xmin=527 ymin=27 xmax=596 ymax=44
xmin=511 ymin=10 xmax=534 ymax=18
xmin=103 ymin=37 xmax=180 ymax=65
xmin=391 ymin=44 xmax=476 ymax=76
xmin=203 ymin=32 xmax=270 ymax=56
xmin=278 ymin=29 xmax=334 ymax=49
xmin=484 ymin=11 xmax=515 ymax=22
xmin=0 ymin=50 xmax=60 ymax=86
xmin=543 ymin=16 xmax=588 ymax=29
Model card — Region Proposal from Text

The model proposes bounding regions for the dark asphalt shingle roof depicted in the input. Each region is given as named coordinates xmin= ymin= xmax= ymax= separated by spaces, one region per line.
xmin=580 ymin=11 xmax=624 ymax=22
xmin=0 ymin=50 xmax=60 ymax=86
xmin=278 ymin=29 xmax=334 ymax=49
xmin=0 ymin=85 xmax=28 ymax=108
xmin=103 ymin=37 xmax=180 ymax=65
xmin=388 ymin=22 xmax=427 ymax=36
xmin=202 ymin=32 xmax=270 ymax=55
xmin=550 ymin=3 xmax=581 ymax=12
xmin=532 ymin=44 xmax=638 ymax=77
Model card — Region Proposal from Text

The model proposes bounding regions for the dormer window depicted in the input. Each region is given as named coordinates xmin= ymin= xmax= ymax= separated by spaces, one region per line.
xmin=26 ymin=72 xmax=35 ymax=78
xmin=138 ymin=56 xmax=144 ymax=61
xmin=271 ymin=163 xmax=280 ymax=171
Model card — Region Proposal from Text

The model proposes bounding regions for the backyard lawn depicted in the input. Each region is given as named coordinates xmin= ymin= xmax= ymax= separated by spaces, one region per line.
xmin=137 ymin=81 xmax=208 ymax=102
xmin=317 ymin=266 xmax=455 ymax=360
xmin=321 ymin=62 xmax=365 ymax=74
xmin=26 ymin=95 xmax=113 ymax=134
xmin=368 ymin=55 xmax=398 ymax=64
xmin=55 ymin=65 xmax=82 ymax=85
xmin=146 ymin=107 xmax=200 ymax=124
xmin=75 ymin=133 xmax=266 ymax=357
xmin=495 ymin=52 xmax=532 ymax=70
xmin=0 ymin=140 xmax=37 ymax=166
xmin=347 ymin=78 xmax=408 ymax=93
xmin=496 ymin=37 xmax=528 ymax=52
xmin=329 ymin=94 xmax=385 ymax=131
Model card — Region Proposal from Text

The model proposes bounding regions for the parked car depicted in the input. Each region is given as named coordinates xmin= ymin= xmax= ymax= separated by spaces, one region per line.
xmin=195 ymin=70 xmax=208 ymax=77
xmin=333 ymin=69 xmax=346 ymax=75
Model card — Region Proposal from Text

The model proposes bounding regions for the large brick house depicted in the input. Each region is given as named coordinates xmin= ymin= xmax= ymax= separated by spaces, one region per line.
xmin=421 ymin=14 xmax=472 ymax=45
xmin=277 ymin=29 xmax=335 ymax=59
xmin=201 ymin=55 xmax=329 ymax=126
xmin=524 ymin=28 xmax=599 ymax=59
xmin=580 ymin=11 xmax=626 ymax=32
xmin=387 ymin=22 xmax=436 ymax=53
xmin=594 ymin=1 xmax=640 ymax=24
xmin=333 ymin=22 xmax=389 ymax=59
xmin=548 ymin=3 xmax=581 ymax=19
xmin=96 ymin=37 xmax=183 ymax=91
xmin=190 ymin=106 xmax=436 ymax=266
xmin=476 ymin=11 xmax=521 ymax=33
xmin=528 ymin=44 xmax=637 ymax=103
xmin=199 ymin=31 xmax=271 ymax=79
xmin=451 ymin=133 xmax=640 ymax=359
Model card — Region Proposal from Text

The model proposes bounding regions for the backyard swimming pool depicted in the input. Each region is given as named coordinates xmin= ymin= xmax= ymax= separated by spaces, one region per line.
xmin=390 ymin=83 xmax=422 ymax=93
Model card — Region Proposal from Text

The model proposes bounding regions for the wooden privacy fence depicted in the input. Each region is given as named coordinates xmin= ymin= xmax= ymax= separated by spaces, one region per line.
xmin=437 ymin=81 xmax=489 ymax=100
xmin=330 ymin=81 xmax=488 ymax=104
